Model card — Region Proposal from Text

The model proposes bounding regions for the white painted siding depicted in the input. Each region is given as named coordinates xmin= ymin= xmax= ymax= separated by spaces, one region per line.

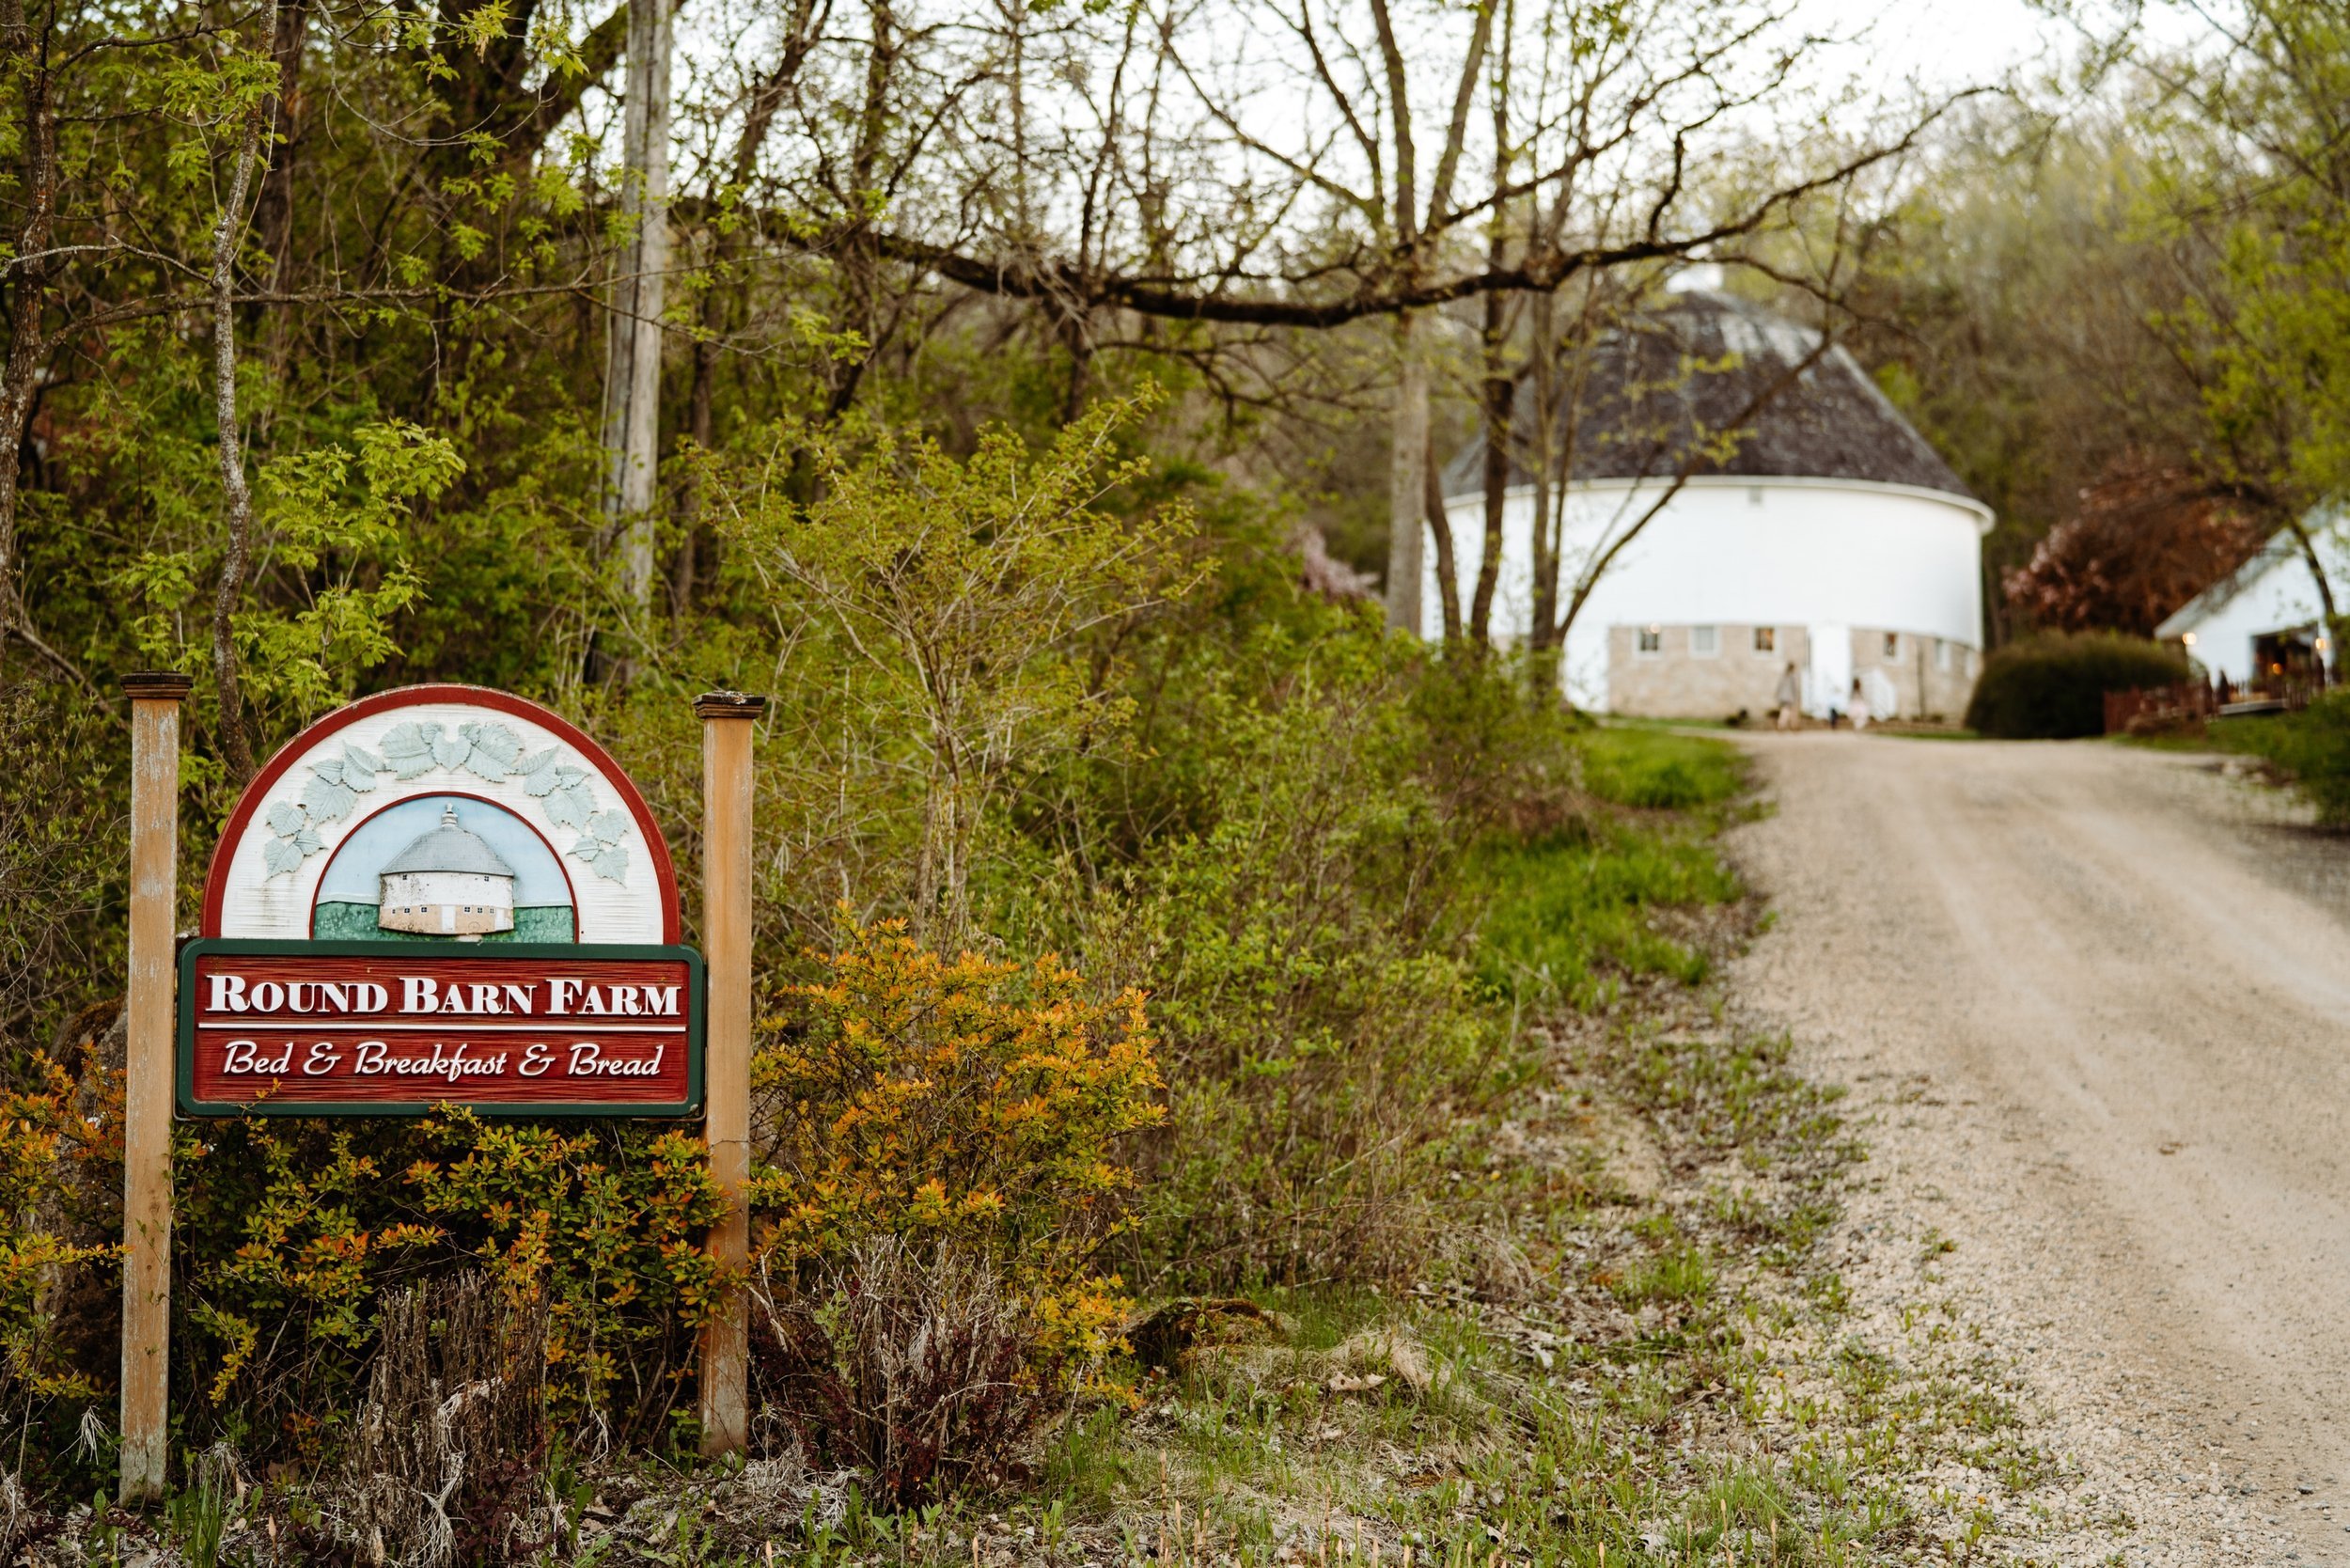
xmin=2154 ymin=526 xmax=2350 ymax=686
xmin=1427 ymin=476 xmax=1990 ymax=713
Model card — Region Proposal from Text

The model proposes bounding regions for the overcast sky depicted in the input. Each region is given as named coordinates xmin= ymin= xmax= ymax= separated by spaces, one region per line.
xmin=1802 ymin=0 xmax=2217 ymax=100
xmin=1821 ymin=0 xmax=2075 ymax=88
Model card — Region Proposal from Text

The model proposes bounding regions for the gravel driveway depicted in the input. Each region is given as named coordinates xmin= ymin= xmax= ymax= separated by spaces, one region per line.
xmin=1726 ymin=732 xmax=2350 ymax=1565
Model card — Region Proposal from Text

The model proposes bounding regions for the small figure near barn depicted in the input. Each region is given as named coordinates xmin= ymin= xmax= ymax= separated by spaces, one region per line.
xmin=376 ymin=804 xmax=517 ymax=938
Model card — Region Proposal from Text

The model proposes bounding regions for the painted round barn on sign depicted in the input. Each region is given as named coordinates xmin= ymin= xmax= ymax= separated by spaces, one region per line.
xmin=180 ymin=684 xmax=703 ymax=1116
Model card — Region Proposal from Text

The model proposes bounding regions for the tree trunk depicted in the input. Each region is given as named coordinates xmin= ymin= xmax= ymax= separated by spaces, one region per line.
xmin=210 ymin=33 xmax=274 ymax=783
xmin=1470 ymin=289 xmax=1512 ymax=645
xmin=1526 ymin=292 xmax=1559 ymax=664
xmin=0 ymin=0 xmax=54 ymax=660
xmin=1385 ymin=310 xmax=1429 ymax=635
xmin=602 ymin=0 xmax=672 ymax=614
xmin=250 ymin=0 xmax=312 ymax=380
xmin=1425 ymin=429 xmax=1461 ymax=641
xmin=2282 ymin=512 xmax=2342 ymax=683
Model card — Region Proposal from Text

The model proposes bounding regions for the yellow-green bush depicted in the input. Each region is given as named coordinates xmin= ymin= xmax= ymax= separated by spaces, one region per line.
xmin=1 ymin=1055 xmax=114 ymax=1408
xmin=748 ymin=917 xmax=1165 ymax=1363
xmin=173 ymin=1113 xmax=729 ymax=1456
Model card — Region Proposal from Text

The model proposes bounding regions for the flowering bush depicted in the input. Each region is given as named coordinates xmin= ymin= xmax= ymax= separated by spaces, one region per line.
xmin=748 ymin=918 xmax=1165 ymax=1368
xmin=175 ymin=1113 xmax=729 ymax=1451
xmin=0 ymin=1055 xmax=114 ymax=1413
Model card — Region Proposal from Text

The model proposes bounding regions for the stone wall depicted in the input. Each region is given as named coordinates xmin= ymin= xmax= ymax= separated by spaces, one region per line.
xmin=1607 ymin=623 xmax=1813 ymax=718
xmin=1606 ymin=622 xmax=1979 ymax=720
xmin=1850 ymin=629 xmax=1978 ymax=723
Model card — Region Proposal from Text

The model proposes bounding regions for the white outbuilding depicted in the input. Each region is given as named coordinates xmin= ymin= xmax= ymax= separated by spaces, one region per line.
xmin=377 ymin=804 xmax=517 ymax=938
xmin=1428 ymin=285 xmax=1993 ymax=720
xmin=2154 ymin=518 xmax=2348 ymax=689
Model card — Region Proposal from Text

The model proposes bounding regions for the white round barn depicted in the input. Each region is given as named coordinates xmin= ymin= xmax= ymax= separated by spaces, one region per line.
xmin=1428 ymin=286 xmax=1993 ymax=720
xmin=378 ymin=804 xmax=517 ymax=937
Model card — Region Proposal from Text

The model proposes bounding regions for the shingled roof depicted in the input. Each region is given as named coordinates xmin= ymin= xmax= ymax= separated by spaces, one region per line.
xmin=1439 ymin=289 xmax=1976 ymax=503
xmin=382 ymin=806 xmax=515 ymax=879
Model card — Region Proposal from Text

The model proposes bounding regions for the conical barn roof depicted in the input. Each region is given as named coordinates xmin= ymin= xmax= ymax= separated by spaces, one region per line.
xmin=381 ymin=805 xmax=515 ymax=878
xmin=1441 ymin=289 xmax=1976 ymax=502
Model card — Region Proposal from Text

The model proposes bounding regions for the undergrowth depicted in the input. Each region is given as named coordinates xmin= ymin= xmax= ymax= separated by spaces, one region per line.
xmin=2 ymin=725 xmax=2065 ymax=1565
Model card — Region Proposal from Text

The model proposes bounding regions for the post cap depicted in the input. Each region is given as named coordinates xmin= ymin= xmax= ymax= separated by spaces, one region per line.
xmin=693 ymin=690 xmax=768 ymax=720
xmin=120 ymin=671 xmax=196 ymax=701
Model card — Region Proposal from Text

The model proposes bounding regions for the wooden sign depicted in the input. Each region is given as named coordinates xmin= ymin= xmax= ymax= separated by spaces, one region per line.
xmin=122 ymin=679 xmax=758 ymax=1492
xmin=187 ymin=685 xmax=701 ymax=1117
xmin=177 ymin=941 xmax=702 ymax=1116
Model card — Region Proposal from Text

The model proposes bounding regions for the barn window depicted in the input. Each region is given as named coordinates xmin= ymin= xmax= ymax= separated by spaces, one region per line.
xmin=1882 ymin=632 xmax=1900 ymax=659
xmin=1691 ymin=625 xmax=1719 ymax=657
xmin=1936 ymin=639 xmax=1952 ymax=672
xmin=1753 ymin=626 xmax=1776 ymax=653
xmin=1637 ymin=626 xmax=1661 ymax=655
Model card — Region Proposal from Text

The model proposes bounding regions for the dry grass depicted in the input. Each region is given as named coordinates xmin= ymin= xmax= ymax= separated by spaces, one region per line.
xmin=329 ymin=1274 xmax=552 ymax=1567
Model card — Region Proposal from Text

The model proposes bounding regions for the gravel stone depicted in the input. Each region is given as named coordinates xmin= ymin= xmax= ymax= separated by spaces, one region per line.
xmin=1724 ymin=732 xmax=2350 ymax=1566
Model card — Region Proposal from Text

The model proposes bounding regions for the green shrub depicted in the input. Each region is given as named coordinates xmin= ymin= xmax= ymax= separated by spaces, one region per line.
xmin=2234 ymin=691 xmax=2350 ymax=827
xmin=1963 ymin=632 xmax=2190 ymax=739
xmin=978 ymin=614 xmax=1565 ymax=1290
xmin=172 ymin=1112 xmax=729 ymax=1458
xmin=1110 ymin=646 xmax=1512 ymax=1288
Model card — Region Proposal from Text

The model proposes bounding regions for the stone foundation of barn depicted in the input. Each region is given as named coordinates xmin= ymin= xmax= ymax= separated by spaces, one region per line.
xmin=1606 ymin=623 xmax=1978 ymax=722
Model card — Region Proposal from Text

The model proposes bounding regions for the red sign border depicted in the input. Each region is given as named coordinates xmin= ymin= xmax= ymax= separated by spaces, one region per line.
xmin=176 ymin=938 xmax=705 ymax=1118
xmin=201 ymin=684 xmax=681 ymax=944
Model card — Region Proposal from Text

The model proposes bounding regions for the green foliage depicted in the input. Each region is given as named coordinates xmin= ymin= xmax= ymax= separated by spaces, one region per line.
xmin=1119 ymin=666 xmax=1509 ymax=1285
xmin=709 ymin=389 xmax=1197 ymax=940
xmin=1962 ymin=632 xmax=2188 ymax=739
xmin=0 ymin=1056 xmax=115 ymax=1419
xmin=170 ymin=1112 xmax=728 ymax=1454
xmin=1475 ymin=813 xmax=1743 ymax=1008
xmin=2229 ymin=690 xmax=2350 ymax=828
xmin=2145 ymin=6 xmax=2350 ymax=529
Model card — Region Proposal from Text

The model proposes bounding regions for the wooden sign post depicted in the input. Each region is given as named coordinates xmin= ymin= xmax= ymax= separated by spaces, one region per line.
xmin=119 ymin=671 xmax=192 ymax=1504
xmin=695 ymin=691 xmax=762 ymax=1457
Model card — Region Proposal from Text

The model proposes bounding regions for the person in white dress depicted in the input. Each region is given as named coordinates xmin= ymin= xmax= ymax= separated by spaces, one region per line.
xmin=1774 ymin=663 xmax=1803 ymax=729
xmin=1848 ymin=677 xmax=1872 ymax=730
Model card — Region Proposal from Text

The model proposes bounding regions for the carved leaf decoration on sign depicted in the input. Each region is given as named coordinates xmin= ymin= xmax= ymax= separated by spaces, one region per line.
xmin=545 ymin=782 xmax=595 ymax=831
xmin=462 ymin=722 xmax=522 ymax=780
xmin=569 ymin=839 xmax=631 ymax=882
xmin=380 ymin=722 xmax=437 ymax=779
xmin=253 ymin=714 xmax=628 ymax=887
xmin=301 ymin=774 xmax=359 ymax=823
xmin=342 ymin=743 xmax=384 ymax=791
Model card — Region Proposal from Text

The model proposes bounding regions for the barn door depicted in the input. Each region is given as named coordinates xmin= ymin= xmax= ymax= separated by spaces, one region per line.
xmin=1807 ymin=623 xmax=1851 ymax=718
